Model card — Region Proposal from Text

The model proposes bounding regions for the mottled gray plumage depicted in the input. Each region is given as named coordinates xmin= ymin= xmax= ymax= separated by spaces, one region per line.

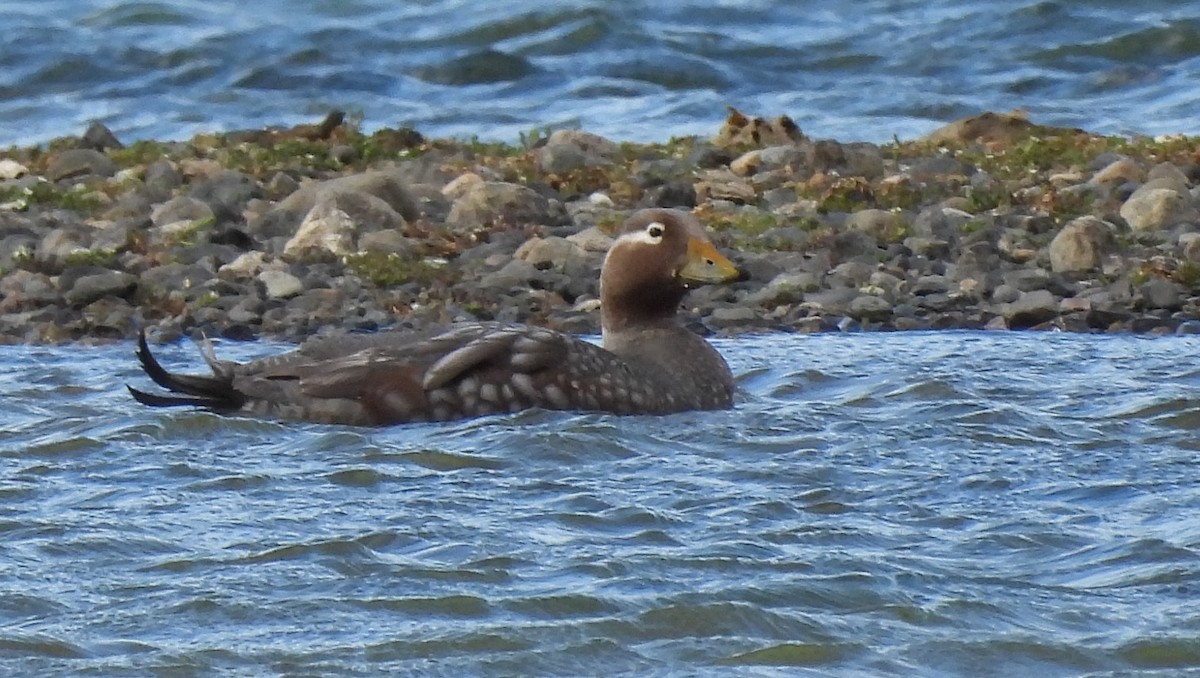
xmin=128 ymin=208 xmax=742 ymax=425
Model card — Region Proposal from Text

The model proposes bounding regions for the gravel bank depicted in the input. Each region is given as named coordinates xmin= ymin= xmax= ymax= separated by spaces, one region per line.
xmin=4 ymin=109 xmax=1200 ymax=345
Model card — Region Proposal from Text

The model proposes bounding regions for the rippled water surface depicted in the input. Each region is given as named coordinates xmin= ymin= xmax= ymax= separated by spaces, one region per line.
xmin=2 ymin=331 xmax=1200 ymax=675
xmin=1 ymin=0 xmax=1199 ymax=146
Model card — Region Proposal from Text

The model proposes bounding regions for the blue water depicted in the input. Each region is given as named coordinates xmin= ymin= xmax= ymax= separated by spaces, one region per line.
xmin=1 ymin=0 xmax=1198 ymax=147
xmin=2 ymin=331 xmax=1199 ymax=675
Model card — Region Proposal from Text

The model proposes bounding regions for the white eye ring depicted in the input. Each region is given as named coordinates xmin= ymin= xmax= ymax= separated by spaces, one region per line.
xmin=645 ymin=222 xmax=665 ymax=241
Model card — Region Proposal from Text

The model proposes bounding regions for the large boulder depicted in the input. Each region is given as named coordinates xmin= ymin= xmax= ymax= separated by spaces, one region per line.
xmin=1048 ymin=216 xmax=1113 ymax=273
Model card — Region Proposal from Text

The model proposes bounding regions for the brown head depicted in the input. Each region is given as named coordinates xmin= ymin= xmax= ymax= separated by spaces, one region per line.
xmin=599 ymin=208 xmax=741 ymax=333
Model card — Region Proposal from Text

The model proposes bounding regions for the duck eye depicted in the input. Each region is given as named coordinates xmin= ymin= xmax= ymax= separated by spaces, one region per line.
xmin=646 ymin=222 xmax=665 ymax=239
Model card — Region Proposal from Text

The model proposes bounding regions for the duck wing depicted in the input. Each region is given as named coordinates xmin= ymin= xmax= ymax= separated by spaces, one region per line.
xmin=129 ymin=323 xmax=670 ymax=425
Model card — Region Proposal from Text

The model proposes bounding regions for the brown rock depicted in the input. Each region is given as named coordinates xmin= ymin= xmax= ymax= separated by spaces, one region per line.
xmin=1048 ymin=216 xmax=1113 ymax=273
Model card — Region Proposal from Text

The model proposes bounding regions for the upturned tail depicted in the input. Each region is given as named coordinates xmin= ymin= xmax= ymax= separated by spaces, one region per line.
xmin=126 ymin=330 xmax=244 ymax=411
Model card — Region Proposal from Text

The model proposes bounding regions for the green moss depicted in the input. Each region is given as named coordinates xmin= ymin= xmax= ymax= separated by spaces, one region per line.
xmin=344 ymin=251 xmax=444 ymax=287
xmin=63 ymin=248 xmax=119 ymax=268
xmin=960 ymin=218 xmax=989 ymax=234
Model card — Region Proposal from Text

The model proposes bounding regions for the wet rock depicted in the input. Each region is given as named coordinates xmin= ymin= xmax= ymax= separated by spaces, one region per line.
xmin=63 ymin=270 xmax=137 ymax=307
xmin=45 ymin=149 xmax=116 ymax=181
xmin=1048 ymin=216 xmax=1114 ymax=273
xmin=1001 ymin=289 xmax=1059 ymax=328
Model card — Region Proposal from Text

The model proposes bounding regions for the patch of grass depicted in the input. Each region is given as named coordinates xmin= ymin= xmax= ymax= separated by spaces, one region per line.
xmin=1174 ymin=260 xmax=1200 ymax=290
xmin=0 ymin=181 xmax=105 ymax=211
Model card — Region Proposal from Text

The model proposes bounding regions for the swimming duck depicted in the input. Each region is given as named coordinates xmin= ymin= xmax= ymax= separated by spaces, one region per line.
xmin=128 ymin=208 xmax=742 ymax=425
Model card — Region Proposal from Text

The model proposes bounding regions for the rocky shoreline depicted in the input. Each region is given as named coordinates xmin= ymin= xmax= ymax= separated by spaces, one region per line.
xmin=3 ymin=108 xmax=1200 ymax=345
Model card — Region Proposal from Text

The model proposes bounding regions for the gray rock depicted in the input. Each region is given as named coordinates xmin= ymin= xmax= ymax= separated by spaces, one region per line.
xmin=81 ymin=122 xmax=123 ymax=151
xmin=991 ymin=283 xmax=1021 ymax=304
xmin=35 ymin=227 xmax=91 ymax=271
xmin=358 ymin=229 xmax=417 ymax=256
xmin=746 ymin=271 xmax=820 ymax=306
xmin=227 ymin=296 xmax=266 ymax=325
xmin=1180 ymin=232 xmax=1200 ymax=262
xmin=446 ymin=181 xmax=557 ymax=232
xmin=536 ymin=131 xmax=619 ymax=174
xmin=144 ymin=159 xmax=183 ymax=192
xmin=846 ymin=208 xmax=904 ymax=241
xmin=849 ymin=294 xmax=893 ymax=320
xmin=189 ymin=170 xmax=263 ymax=219
xmin=911 ymin=275 xmax=950 ymax=296
xmin=1120 ymin=187 xmax=1197 ymax=231
xmin=566 ymin=226 xmax=615 ymax=253
xmin=45 ymin=149 xmax=116 ymax=181
xmin=1145 ymin=162 xmax=1190 ymax=191
xmin=1090 ymin=156 xmax=1143 ymax=186
xmin=904 ymin=236 xmax=951 ymax=259
xmin=1048 ymin=216 xmax=1114 ymax=273
xmin=275 ymin=170 xmax=420 ymax=222
xmin=827 ymin=260 xmax=875 ymax=288
xmin=258 ymin=269 xmax=304 ymax=299
xmin=0 ymin=270 xmax=60 ymax=310
xmin=515 ymin=236 xmax=589 ymax=272
xmin=911 ymin=206 xmax=973 ymax=240
xmin=63 ymin=271 xmax=137 ymax=307
xmin=282 ymin=194 xmax=358 ymax=261
xmin=151 ymin=195 xmax=215 ymax=228
xmin=708 ymin=306 xmax=759 ymax=327
xmin=479 ymin=258 xmax=539 ymax=288
xmin=1002 ymin=289 xmax=1059 ymax=328
xmin=1003 ymin=267 xmax=1051 ymax=292
xmin=1139 ymin=277 xmax=1182 ymax=311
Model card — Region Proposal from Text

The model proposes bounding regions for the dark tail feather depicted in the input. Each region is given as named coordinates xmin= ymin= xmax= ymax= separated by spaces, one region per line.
xmin=129 ymin=330 xmax=244 ymax=410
